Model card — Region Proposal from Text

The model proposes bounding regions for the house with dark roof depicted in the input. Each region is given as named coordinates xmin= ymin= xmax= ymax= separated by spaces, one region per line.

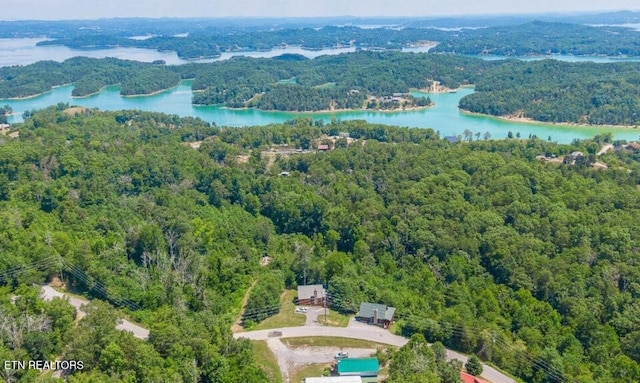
xmin=357 ymin=302 xmax=395 ymax=328
xmin=297 ymin=284 xmax=326 ymax=306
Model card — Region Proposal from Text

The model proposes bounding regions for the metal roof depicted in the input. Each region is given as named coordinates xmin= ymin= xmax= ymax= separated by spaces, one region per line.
xmin=358 ymin=302 xmax=395 ymax=321
xmin=336 ymin=358 xmax=380 ymax=376
xmin=304 ymin=377 xmax=363 ymax=383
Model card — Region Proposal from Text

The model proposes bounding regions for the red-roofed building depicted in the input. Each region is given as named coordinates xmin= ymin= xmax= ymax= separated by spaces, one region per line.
xmin=460 ymin=371 xmax=489 ymax=383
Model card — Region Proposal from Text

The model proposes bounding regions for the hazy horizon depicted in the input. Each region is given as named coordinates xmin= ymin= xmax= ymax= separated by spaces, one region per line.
xmin=1 ymin=0 xmax=639 ymax=21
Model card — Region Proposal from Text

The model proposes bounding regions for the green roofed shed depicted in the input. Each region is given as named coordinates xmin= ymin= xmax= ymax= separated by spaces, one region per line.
xmin=336 ymin=358 xmax=380 ymax=377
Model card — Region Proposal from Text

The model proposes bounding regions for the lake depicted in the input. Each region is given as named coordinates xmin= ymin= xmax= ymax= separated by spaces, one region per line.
xmin=3 ymin=81 xmax=639 ymax=144
xmin=3 ymin=37 xmax=638 ymax=67
xmin=2 ymin=39 xmax=640 ymax=143
xmin=0 ymin=38 xmax=437 ymax=67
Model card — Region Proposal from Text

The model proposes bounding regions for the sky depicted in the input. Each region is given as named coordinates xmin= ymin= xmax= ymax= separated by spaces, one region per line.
xmin=1 ymin=0 xmax=639 ymax=20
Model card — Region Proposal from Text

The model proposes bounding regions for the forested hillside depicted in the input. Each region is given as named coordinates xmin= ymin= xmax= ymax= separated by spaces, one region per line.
xmin=187 ymin=52 xmax=480 ymax=110
xmin=2 ymin=107 xmax=640 ymax=382
xmin=459 ymin=59 xmax=640 ymax=125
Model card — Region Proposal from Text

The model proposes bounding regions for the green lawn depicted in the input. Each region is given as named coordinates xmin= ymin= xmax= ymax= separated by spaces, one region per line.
xmin=252 ymin=289 xmax=306 ymax=330
xmin=282 ymin=336 xmax=392 ymax=350
xmin=251 ymin=340 xmax=283 ymax=383
xmin=290 ymin=363 xmax=332 ymax=383
xmin=316 ymin=309 xmax=349 ymax=327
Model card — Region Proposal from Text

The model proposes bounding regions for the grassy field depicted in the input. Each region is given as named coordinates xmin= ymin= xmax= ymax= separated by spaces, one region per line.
xmin=290 ymin=363 xmax=332 ymax=383
xmin=316 ymin=309 xmax=349 ymax=327
xmin=252 ymin=289 xmax=306 ymax=330
xmin=282 ymin=336 xmax=393 ymax=350
xmin=251 ymin=341 xmax=283 ymax=383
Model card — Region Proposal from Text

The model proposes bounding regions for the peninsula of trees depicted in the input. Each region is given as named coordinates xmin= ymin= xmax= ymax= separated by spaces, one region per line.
xmin=2 ymin=107 xmax=640 ymax=381
xmin=459 ymin=59 xmax=640 ymax=126
xmin=0 ymin=57 xmax=180 ymax=99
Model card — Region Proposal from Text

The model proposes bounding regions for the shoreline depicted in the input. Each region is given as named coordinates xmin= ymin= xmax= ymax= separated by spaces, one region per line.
xmin=414 ymin=84 xmax=474 ymax=94
xmin=217 ymin=104 xmax=434 ymax=114
xmin=3 ymin=81 xmax=185 ymax=101
xmin=72 ymin=86 xmax=109 ymax=99
xmin=121 ymin=84 xmax=180 ymax=98
xmin=2 ymin=83 xmax=72 ymax=100
xmin=460 ymin=109 xmax=640 ymax=130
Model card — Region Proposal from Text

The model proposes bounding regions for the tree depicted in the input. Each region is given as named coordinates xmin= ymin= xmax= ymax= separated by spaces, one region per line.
xmin=465 ymin=355 xmax=483 ymax=376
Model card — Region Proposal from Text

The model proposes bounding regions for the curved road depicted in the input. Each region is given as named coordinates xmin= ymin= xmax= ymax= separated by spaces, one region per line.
xmin=234 ymin=318 xmax=516 ymax=383
xmin=40 ymin=285 xmax=149 ymax=340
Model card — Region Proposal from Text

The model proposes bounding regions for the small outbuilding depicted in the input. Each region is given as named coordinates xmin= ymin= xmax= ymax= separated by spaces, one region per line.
xmin=304 ymin=377 xmax=363 ymax=383
xmin=297 ymin=284 xmax=326 ymax=306
xmin=336 ymin=358 xmax=380 ymax=379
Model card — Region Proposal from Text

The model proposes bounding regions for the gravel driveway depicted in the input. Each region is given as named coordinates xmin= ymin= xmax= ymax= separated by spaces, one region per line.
xmin=40 ymin=285 xmax=149 ymax=340
xmin=236 ymin=318 xmax=516 ymax=383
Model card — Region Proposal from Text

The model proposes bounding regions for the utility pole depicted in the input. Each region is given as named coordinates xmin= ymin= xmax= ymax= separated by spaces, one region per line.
xmin=324 ymin=284 xmax=328 ymax=325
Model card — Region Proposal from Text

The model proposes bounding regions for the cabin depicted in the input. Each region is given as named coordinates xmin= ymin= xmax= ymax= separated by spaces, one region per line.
xmin=297 ymin=284 xmax=326 ymax=306
xmin=318 ymin=144 xmax=330 ymax=151
xmin=357 ymin=302 xmax=395 ymax=328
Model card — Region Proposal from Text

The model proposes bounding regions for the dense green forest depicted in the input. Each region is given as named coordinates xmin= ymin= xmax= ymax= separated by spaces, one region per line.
xmin=188 ymin=52 xmax=464 ymax=110
xmin=459 ymin=59 xmax=640 ymax=125
xmin=3 ymin=106 xmax=640 ymax=382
